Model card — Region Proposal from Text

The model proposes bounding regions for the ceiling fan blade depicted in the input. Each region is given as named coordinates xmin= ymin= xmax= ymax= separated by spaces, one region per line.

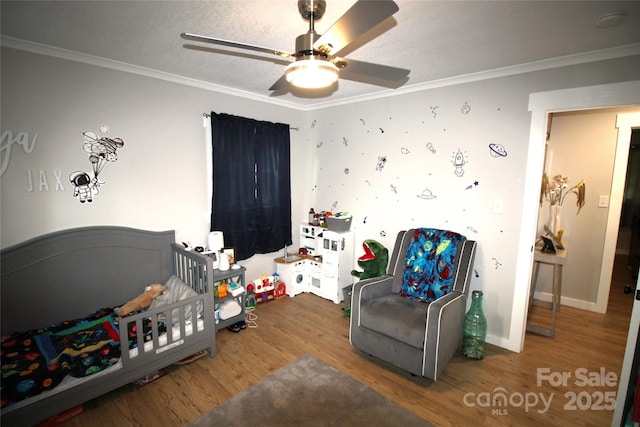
xmin=331 ymin=58 xmax=411 ymax=82
xmin=181 ymin=33 xmax=293 ymax=58
xmin=313 ymin=0 xmax=399 ymax=56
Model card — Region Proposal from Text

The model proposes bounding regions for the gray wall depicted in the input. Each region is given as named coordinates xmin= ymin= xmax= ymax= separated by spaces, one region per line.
xmin=2 ymin=44 xmax=639 ymax=351
xmin=0 ymin=47 xmax=310 ymax=281
xmin=307 ymin=58 xmax=640 ymax=348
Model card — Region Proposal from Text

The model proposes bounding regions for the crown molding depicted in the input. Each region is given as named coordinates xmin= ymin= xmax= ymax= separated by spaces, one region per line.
xmin=3 ymin=36 xmax=639 ymax=112
xmin=307 ymin=43 xmax=640 ymax=111
xmin=0 ymin=36 xmax=301 ymax=111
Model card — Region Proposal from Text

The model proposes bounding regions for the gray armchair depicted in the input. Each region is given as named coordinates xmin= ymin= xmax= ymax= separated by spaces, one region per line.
xmin=349 ymin=228 xmax=477 ymax=380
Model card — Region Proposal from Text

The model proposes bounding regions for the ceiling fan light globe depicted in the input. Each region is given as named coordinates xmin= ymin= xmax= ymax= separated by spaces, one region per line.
xmin=285 ymin=59 xmax=339 ymax=89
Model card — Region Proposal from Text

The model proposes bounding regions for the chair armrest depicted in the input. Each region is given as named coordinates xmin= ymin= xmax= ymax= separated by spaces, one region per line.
xmin=426 ymin=290 xmax=467 ymax=334
xmin=423 ymin=290 xmax=467 ymax=379
xmin=427 ymin=290 xmax=465 ymax=314
xmin=350 ymin=275 xmax=394 ymax=329
xmin=353 ymin=275 xmax=394 ymax=304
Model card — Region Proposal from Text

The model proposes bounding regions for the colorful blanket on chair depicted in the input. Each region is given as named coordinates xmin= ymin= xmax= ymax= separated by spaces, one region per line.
xmin=400 ymin=228 xmax=465 ymax=303
xmin=1 ymin=307 xmax=165 ymax=408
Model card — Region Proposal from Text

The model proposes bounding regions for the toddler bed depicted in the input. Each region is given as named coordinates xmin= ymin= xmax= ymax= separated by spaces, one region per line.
xmin=1 ymin=226 xmax=216 ymax=427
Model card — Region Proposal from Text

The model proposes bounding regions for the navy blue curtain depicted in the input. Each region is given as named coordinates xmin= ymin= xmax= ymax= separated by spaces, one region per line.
xmin=210 ymin=113 xmax=292 ymax=261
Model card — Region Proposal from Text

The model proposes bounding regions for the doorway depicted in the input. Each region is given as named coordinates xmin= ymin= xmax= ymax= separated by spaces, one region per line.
xmin=510 ymin=81 xmax=640 ymax=353
xmin=530 ymin=108 xmax=640 ymax=314
xmin=618 ymin=129 xmax=640 ymax=280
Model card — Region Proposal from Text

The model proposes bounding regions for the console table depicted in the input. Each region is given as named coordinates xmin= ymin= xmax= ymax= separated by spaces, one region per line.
xmin=527 ymin=243 xmax=567 ymax=338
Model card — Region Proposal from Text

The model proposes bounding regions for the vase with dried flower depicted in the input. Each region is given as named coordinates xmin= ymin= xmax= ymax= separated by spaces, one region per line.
xmin=541 ymin=173 xmax=586 ymax=237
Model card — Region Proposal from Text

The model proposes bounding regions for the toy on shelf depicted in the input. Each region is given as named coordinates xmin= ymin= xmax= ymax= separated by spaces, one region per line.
xmin=218 ymin=280 xmax=228 ymax=298
xmin=228 ymin=281 xmax=245 ymax=297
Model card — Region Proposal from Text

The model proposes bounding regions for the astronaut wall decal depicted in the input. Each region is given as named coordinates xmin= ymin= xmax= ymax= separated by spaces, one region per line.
xmin=69 ymin=130 xmax=124 ymax=203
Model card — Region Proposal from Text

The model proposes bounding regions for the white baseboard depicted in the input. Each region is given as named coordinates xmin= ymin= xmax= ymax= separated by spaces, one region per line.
xmin=532 ymin=291 xmax=598 ymax=312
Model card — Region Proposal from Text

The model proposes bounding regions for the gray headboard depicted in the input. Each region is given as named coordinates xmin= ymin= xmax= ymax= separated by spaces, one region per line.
xmin=1 ymin=226 xmax=175 ymax=334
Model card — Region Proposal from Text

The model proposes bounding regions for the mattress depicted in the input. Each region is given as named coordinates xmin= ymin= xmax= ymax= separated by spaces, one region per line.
xmin=3 ymin=319 xmax=204 ymax=413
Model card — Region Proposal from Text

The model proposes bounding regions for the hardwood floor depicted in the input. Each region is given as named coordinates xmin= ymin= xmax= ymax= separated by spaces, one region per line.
xmin=63 ymin=256 xmax=636 ymax=427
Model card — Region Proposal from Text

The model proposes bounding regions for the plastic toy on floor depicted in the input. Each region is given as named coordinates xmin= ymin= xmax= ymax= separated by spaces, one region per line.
xmin=246 ymin=274 xmax=286 ymax=305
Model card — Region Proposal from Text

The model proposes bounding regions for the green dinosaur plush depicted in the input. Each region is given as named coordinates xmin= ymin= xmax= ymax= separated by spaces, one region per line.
xmin=351 ymin=239 xmax=389 ymax=280
xmin=343 ymin=240 xmax=389 ymax=318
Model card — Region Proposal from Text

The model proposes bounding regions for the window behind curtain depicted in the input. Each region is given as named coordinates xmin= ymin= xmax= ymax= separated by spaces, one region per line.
xmin=210 ymin=112 xmax=292 ymax=261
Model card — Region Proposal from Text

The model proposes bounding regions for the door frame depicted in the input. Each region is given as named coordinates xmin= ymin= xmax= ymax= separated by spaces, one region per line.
xmin=511 ymin=81 xmax=640 ymax=352
xmin=598 ymin=113 xmax=640 ymax=313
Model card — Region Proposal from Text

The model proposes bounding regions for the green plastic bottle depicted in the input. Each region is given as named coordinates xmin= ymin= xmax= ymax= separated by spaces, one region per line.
xmin=463 ymin=290 xmax=487 ymax=359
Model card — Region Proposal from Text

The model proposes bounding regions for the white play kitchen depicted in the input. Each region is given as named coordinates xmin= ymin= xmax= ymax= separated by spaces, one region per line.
xmin=274 ymin=214 xmax=354 ymax=304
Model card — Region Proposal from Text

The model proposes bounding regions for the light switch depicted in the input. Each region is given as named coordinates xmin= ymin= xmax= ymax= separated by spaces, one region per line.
xmin=598 ymin=195 xmax=609 ymax=208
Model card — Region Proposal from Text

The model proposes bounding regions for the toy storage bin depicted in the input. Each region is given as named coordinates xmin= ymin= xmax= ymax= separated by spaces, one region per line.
xmin=326 ymin=215 xmax=352 ymax=232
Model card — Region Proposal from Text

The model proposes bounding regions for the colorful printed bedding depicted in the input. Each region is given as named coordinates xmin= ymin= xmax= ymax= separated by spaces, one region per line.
xmin=1 ymin=307 xmax=166 ymax=408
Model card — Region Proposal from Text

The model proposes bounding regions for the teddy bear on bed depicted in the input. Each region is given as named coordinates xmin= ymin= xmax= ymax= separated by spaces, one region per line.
xmin=115 ymin=284 xmax=165 ymax=317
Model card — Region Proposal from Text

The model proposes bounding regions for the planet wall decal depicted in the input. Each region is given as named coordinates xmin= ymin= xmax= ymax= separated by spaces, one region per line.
xmin=489 ymin=143 xmax=507 ymax=157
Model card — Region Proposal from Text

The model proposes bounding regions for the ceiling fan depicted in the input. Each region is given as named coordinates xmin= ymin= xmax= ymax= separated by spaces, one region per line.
xmin=180 ymin=0 xmax=410 ymax=91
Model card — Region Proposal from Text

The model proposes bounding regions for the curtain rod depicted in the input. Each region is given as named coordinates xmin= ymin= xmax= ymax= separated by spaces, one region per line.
xmin=202 ymin=113 xmax=299 ymax=131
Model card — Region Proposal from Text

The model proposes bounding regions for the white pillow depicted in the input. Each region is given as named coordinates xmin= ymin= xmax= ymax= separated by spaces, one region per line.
xmin=149 ymin=275 xmax=202 ymax=322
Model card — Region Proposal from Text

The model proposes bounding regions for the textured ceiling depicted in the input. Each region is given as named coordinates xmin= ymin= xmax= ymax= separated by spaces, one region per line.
xmin=2 ymin=1 xmax=640 ymax=109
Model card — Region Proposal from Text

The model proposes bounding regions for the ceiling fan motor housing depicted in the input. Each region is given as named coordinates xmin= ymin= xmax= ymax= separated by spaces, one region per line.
xmin=295 ymin=30 xmax=327 ymax=59
xmin=298 ymin=0 xmax=326 ymax=20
